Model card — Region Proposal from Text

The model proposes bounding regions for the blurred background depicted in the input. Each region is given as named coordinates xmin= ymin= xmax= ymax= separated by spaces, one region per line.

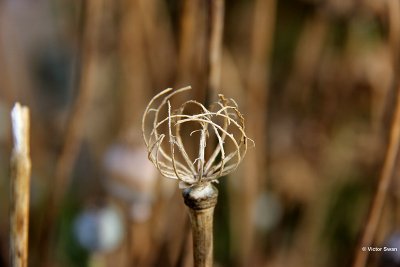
xmin=0 ymin=0 xmax=399 ymax=266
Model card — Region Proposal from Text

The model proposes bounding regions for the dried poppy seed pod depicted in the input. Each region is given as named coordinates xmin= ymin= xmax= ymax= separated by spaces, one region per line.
xmin=142 ymin=86 xmax=252 ymax=267
xmin=142 ymin=86 xmax=252 ymax=188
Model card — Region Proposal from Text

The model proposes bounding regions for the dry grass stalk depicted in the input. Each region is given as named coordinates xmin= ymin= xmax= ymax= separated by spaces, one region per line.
xmin=118 ymin=2 xmax=153 ymax=265
xmin=51 ymin=0 xmax=104 ymax=207
xmin=118 ymin=0 xmax=150 ymax=133
xmin=205 ymin=0 xmax=224 ymax=104
xmin=137 ymin=0 xmax=176 ymax=89
xmin=352 ymin=4 xmax=400 ymax=266
xmin=177 ymin=0 xmax=208 ymax=104
xmin=178 ymin=0 xmax=201 ymax=81
xmin=38 ymin=0 xmax=105 ymax=264
xmin=142 ymin=86 xmax=252 ymax=266
xmin=352 ymin=84 xmax=400 ymax=267
xmin=177 ymin=0 xmax=223 ymax=104
xmin=388 ymin=0 xmax=400 ymax=72
xmin=285 ymin=13 xmax=328 ymax=105
xmin=0 ymin=5 xmax=34 ymax=106
xmin=234 ymin=0 xmax=276 ymax=264
xmin=9 ymin=103 xmax=31 ymax=267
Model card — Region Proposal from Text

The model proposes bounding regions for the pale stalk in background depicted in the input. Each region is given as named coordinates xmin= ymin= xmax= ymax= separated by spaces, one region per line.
xmin=169 ymin=1 xmax=224 ymax=265
xmin=283 ymin=13 xmax=328 ymax=267
xmin=353 ymin=2 xmax=400 ymax=267
xmin=137 ymin=0 xmax=176 ymax=89
xmin=51 ymin=0 xmax=104 ymax=206
xmin=353 ymin=86 xmax=400 ymax=267
xmin=117 ymin=1 xmax=152 ymax=265
xmin=178 ymin=0 xmax=200 ymax=83
xmin=388 ymin=0 xmax=400 ymax=73
xmin=177 ymin=0 xmax=207 ymax=102
xmin=9 ymin=103 xmax=31 ymax=267
xmin=0 ymin=3 xmax=34 ymax=105
xmin=284 ymin=13 xmax=328 ymax=106
xmin=151 ymin=191 xmax=191 ymax=267
xmin=373 ymin=0 xmax=400 ymax=130
xmin=205 ymin=0 xmax=224 ymax=105
xmin=177 ymin=0 xmax=224 ymax=104
xmin=134 ymin=0 xmax=185 ymax=266
xmin=126 ymin=1 xmax=187 ymax=265
xmin=39 ymin=0 xmax=105 ymax=265
xmin=247 ymin=0 xmax=276 ymax=187
xmin=387 ymin=0 xmax=400 ymax=232
xmin=232 ymin=0 xmax=276 ymax=265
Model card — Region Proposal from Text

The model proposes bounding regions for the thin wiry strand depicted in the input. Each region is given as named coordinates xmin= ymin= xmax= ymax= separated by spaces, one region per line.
xmin=142 ymin=86 xmax=253 ymax=188
xmin=142 ymin=86 xmax=191 ymax=163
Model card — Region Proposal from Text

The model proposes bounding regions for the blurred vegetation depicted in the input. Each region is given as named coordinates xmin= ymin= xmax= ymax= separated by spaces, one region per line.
xmin=0 ymin=0 xmax=400 ymax=266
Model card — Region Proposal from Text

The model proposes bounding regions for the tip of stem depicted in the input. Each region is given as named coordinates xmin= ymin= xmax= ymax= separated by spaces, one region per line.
xmin=182 ymin=183 xmax=218 ymax=210
xmin=11 ymin=102 xmax=30 ymax=155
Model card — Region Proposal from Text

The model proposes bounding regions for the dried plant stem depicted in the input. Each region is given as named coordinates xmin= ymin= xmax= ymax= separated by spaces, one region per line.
xmin=118 ymin=0 xmax=150 ymax=133
xmin=177 ymin=0 xmax=224 ymax=104
xmin=233 ymin=0 xmax=275 ymax=264
xmin=205 ymin=0 xmax=224 ymax=104
xmin=182 ymin=183 xmax=218 ymax=267
xmin=177 ymin=0 xmax=199 ymax=84
xmin=52 ymin=0 xmax=103 ymax=209
xmin=9 ymin=103 xmax=31 ymax=267
xmin=0 ymin=6 xmax=34 ymax=105
xmin=353 ymin=4 xmax=400 ymax=267
xmin=177 ymin=0 xmax=207 ymax=104
xmin=136 ymin=0 xmax=175 ymax=89
xmin=352 ymin=85 xmax=400 ymax=267
xmin=284 ymin=13 xmax=327 ymax=104
xmin=388 ymin=0 xmax=400 ymax=72
xmin=39 ymin=0 xmax=104 ymax=265
xmin=245 ymin=0 xmax=276 ymax=206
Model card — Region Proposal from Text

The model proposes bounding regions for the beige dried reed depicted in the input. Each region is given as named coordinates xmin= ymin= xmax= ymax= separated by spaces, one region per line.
xmin=39 ymin=0 xmax=105 ymax=265
xmin=9 ymin=103 xmax=31 ymax=267
xmin=352 ymin=3 xmax=400 ymax=267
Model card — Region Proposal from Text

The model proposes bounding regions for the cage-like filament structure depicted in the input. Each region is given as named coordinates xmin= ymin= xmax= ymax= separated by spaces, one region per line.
xmin=142 ymin=86 xmax=252 ymax=188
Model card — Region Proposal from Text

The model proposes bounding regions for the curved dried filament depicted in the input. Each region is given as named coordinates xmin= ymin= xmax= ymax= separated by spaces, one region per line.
xmin=142 ymin=86 xmax=253 ymax=187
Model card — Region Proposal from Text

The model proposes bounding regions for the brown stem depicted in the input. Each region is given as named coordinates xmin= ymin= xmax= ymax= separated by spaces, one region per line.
xmin=233 ymin=0 xmax=276 ymax=264
xmin=9 ymin=103 xmax=31 ymax=267
xmin=352 ymin=3 xmax=400 ymax=267
xmin=38 ymin=0 xmax=105 ymax=265
xmin=205 ymin=0 xmax=224 ymax=105
xmin=352 ymin=86 xmax=400 ymax=267
xmin=388 ymin=0 xmax=400 ymax=73
xmin=182 ymin=183 xmax=218 ymax=267
xmin=176 ymin=0 xmax=206 ymax=104
xmin=51 ymin=0 xmax=103 ymax=213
